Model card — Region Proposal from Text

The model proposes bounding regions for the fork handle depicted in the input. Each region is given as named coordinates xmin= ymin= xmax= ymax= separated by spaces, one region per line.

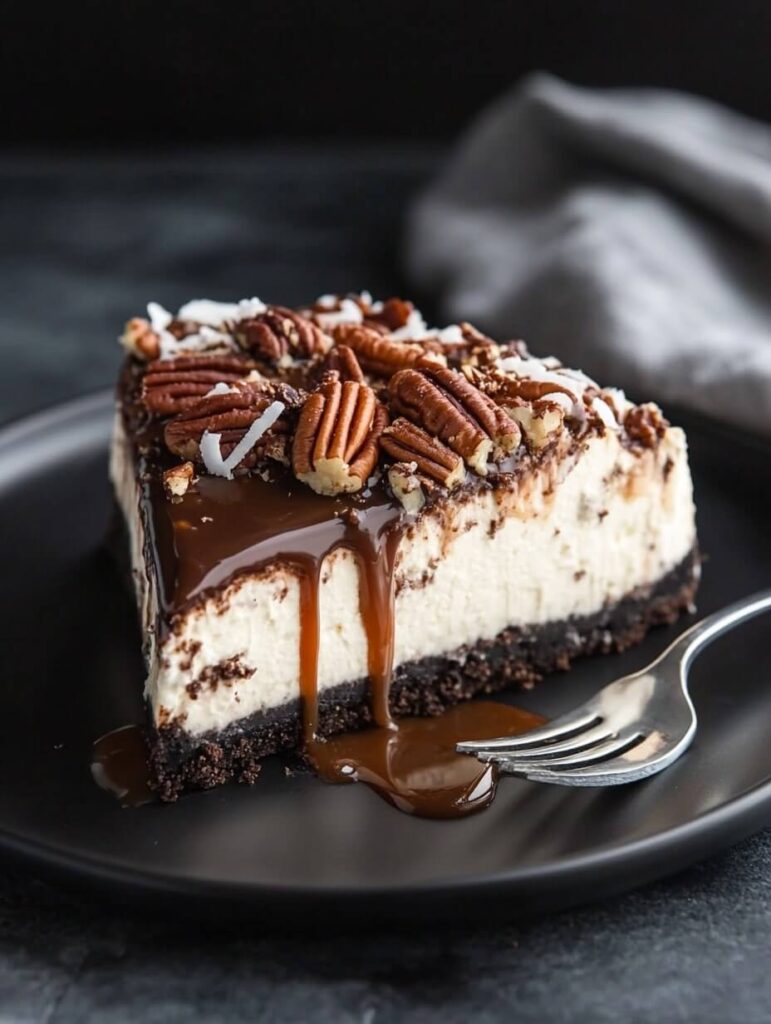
xmin=662 ymin=588 xmax=771 ymax=672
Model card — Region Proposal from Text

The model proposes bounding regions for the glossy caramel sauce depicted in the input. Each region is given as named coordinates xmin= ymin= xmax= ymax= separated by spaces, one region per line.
xmin=96 ymin=432 xmax=544 ymax=818
xmin=308 ymin=701 xmax=543 ymax=818
xmin=155 ymin=468 xmax=402 ymax=613
xmin=92 ymin=704 xmax=543 ymax=816
xmin=91 ymin=724 xmax=153 ymax=808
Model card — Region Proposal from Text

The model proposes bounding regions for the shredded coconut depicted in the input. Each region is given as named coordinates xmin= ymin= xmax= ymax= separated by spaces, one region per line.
xmin=498 ymin=355 xmax=583 ymax=400
xmin=205 ymin=382 xmax=238 ymax=398
xmin=498 ymin=354 xmax=598 ymax=423
xmin=437 ymin=324 xmax=464 ymax=343
xmin=315 ymin=298 xmax=364 ymax=328
xmin=147 ymin=302 xmax=173 ymax=332
xmin=558 ymin=366 xmax=600 ymax=390
xmin=603 ymin=387 xmax=629 ymax=415
xmin=541 ymin=392 xmax=574 ymax=413
xmin=175 ymin=297 xmax=266 ymax=327
xmin=200 ymin=430 xmax=230 ymax=477
xmin=159 ymin=325 xmax=235 ymax=360
xmin=390 ymin=308 xmax=428 ymax=341
xmin=158 ymin=334 xmax=180 ymax=359
xmin=592 ymin=396 xmax=620 ymax=429
xmin=177 ymin=299 xmax=240 ymax=326
xmin=200 ymin=401 xmax=285 ymax=480
xmin=237 ymin=297 xmax=267 ymax=319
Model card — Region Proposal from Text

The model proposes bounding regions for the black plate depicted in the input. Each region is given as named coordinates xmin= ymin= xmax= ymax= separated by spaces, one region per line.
xmin=0 ymin=392 xmax=769 ymax=925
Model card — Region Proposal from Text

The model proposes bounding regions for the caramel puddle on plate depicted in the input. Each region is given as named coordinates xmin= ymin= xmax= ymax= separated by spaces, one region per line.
xmin=91 ymin=724 xmax=154 ymax=808
xmin=91 ymin=702 xmax=545 ymax=817
xmin=308 ymin=701 xmax=545 ymax=819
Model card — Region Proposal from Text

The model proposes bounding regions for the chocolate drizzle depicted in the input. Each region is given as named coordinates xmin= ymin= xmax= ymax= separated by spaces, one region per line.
xmin=155 ymin=467 xmax=402 ymax=616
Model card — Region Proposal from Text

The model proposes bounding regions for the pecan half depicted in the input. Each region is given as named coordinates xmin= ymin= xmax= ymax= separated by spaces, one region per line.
xmin=364 ymin=297 xmax=414 ymax=333
xmin=332 ymin=324 xmax=440 ymax=378
xmin=234 ymin=307 xmax=331 ymax=362
xmin=381 ymin=417 xmax=465 ymax=489
xmin=318 ymin=344 xmax=365 ymax=384
xmin=303 ymin=294 xmax=414 ymax=335
xmin=166 ymin=319 xmax=200 ymax=340
xmin=121 ymin=318 xmax=160 ymax=361
xmin=292 ymin=380 xmax=387 ymax=495
xmin=505 ymin=400 xmax=566 ymax=450
xmin=474 ymin=367 xmax=577 ymax=405
xmin=387 ymin=462 xmax=428 ymax=513
xmin=460 ymin=322 xmax=496 ymax=348
xmin=444 ymin=322 xmax=501 ymax=369
xmin=624 ymin=403 xmax=668 ymax=448
xmin=388 ymin=360 xmax=520 ymax=475
xmin=164 ymin=383 xmax=296 ymax=470
xmin=141 ymin=354 xmax=258 ymax=416
xmin=163 ymin=461 xmax=196 ymax=500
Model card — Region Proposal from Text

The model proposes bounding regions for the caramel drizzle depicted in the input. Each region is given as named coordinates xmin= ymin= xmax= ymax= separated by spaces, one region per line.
xmin=295 ymin=519 xmax=400 ymax=750
xmin=345 ymin=525 xmax=401 ymax=731
xmin=291 ymin=513 xmax=547 ymax=820
xmin=93 ymin=487 xmax=544 ymax=816
xmin=294 ymin=554 xmax=323 ymax=742
xmin=109 ymin=463 xmax=546 ymax=818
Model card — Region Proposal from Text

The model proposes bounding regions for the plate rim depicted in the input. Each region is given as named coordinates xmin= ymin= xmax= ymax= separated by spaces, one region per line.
xmin=2 ymin=775 xmax=771 ymax=905
xmin=2 ymin=390 xmax=771 ymax=918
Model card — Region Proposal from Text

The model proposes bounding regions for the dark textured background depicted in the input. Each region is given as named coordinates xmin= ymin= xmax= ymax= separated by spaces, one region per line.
xmin=3 ymin=0 xmax=771 ymax=146
xmin=2 ymin=148 xmax=771 ymax=1022
xmin=3 ymin=2 xmax=771 ymax=1017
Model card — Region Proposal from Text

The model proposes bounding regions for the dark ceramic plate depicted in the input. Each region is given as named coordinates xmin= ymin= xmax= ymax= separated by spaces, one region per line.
xmin=1 ymin=391 xmax=769 ymax=925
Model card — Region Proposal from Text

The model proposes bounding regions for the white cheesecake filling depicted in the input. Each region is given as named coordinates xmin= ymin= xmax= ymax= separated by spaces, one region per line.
xmin=111 ymin=415 xmax=696 ymax=737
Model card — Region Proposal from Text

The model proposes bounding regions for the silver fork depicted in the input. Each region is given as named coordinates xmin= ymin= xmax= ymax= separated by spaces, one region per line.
xmin=457 ymin=590 xmax=771 ymax=786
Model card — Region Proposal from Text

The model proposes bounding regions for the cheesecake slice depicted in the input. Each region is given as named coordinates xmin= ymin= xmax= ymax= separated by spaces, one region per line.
xmin=110 ymin=293 xmax=699 ymax=800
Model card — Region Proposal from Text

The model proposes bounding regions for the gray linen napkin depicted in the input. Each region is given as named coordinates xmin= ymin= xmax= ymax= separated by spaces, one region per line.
xmin=405 ymin=73 xmax=771 ymax=435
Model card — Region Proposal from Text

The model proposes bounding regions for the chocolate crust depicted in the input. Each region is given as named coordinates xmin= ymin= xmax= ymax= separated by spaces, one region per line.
xmin=148 ymin=547 xmax=700 ymax=801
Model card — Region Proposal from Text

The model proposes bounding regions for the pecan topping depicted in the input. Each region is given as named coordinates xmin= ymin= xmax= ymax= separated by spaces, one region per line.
xmin=332 ymin=324 xmax=440 ymax=378
xmin=234 ymin=307 xmax=331 ymax=362
xmin=141 ymin=354 xmax=257 ymax=416
xmin=164 ymin=383 xmax=296 ymax=471
xmin=166 ymin=319 xmax=200 ymax=340
xmin=364 ymin=297 xmax=414 ymax=333
xmin=388 ymin=360 xmax=520 ymax=475
xmin=444 ymin=322 xmax=501 ymax=369
xmin=163 ymin=461 xmax=196 ymax=500
xmin=121 ymin=318 xmax=160 ymax=361
xmin=388 ymin=462 xmax=428 ymax=514
xmin=318 ymin=344 xmax=365 ymax=384
xmin=624 ymin=403 xmax=668 ymax=448
xmin=506 ymin=400 xmax=566 ymax=450
xmin=381 ymin=417 xmax=465 ymax=489
xmin=474 ymin=367 xmax=576 ymax=405
xmin=292 ymin=380 xmax=387 ymax=495
xmin=460 ymin=322 xmax=495 ymax=348
xmin=304 ymin=294 xmax=414 ymax=335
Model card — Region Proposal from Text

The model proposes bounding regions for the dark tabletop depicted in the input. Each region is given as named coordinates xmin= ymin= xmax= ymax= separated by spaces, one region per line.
xmin=1 ymin=148 xmax=770 ymax=1023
